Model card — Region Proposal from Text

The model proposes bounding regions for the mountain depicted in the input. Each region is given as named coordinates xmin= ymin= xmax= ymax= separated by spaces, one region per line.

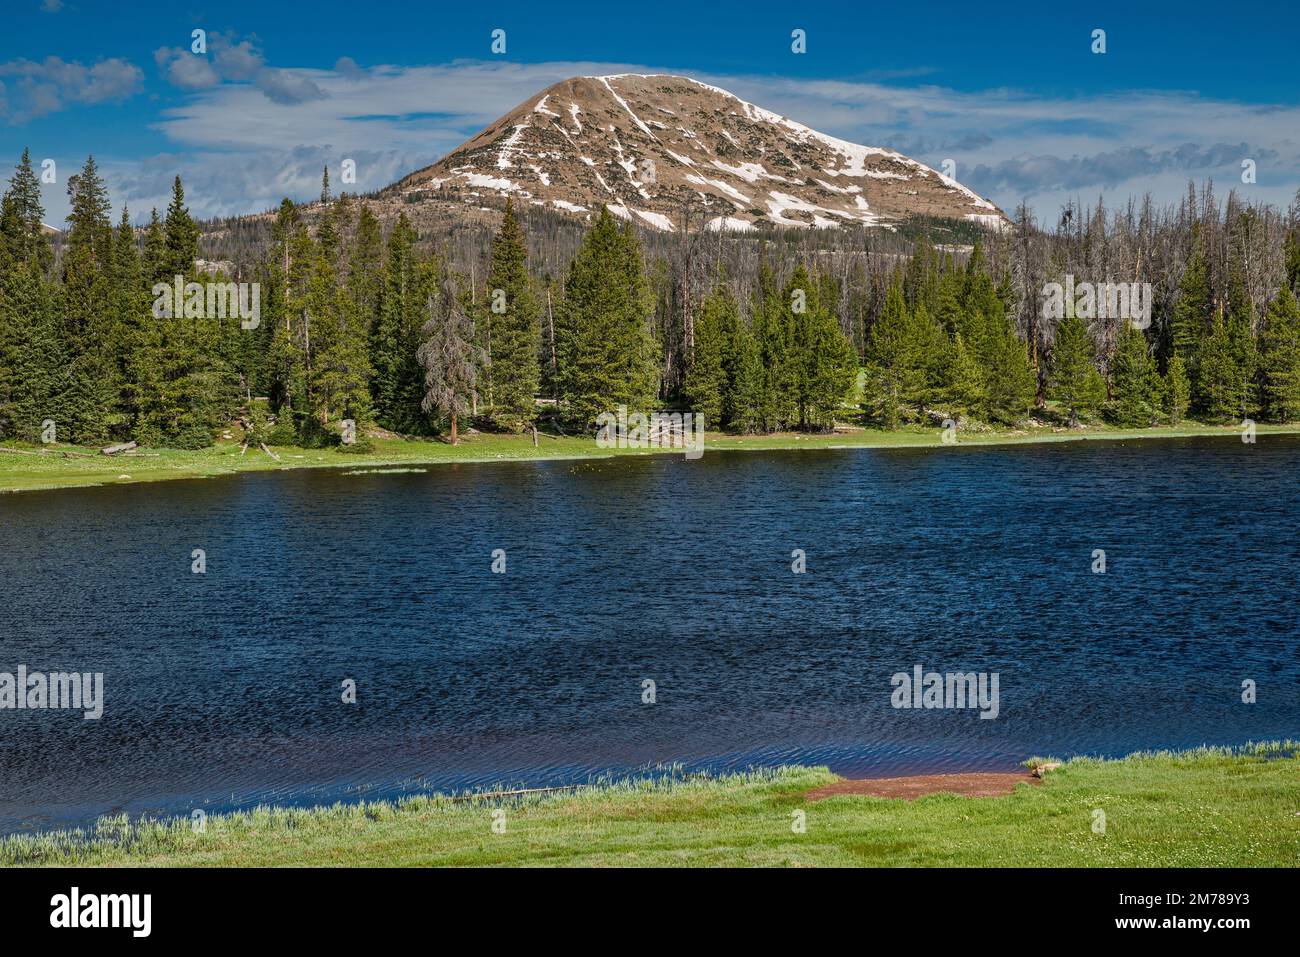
xmin=388 ymin=74 xmax=1006 ymax=233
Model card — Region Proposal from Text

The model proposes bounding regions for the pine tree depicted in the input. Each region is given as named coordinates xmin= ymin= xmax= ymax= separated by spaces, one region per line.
xmin=1110 ymin=325 xmax=1160 ymax=426
xmin=1047 ymin=315 xmax=1105 ymax=425
xmin=1258 ymin=285 xmax=1300 ymax=421
xmin=484 ymin=200 xmax=541 ymax=431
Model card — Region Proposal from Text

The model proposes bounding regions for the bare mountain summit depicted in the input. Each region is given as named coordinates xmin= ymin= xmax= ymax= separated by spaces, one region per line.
xmin=391 ymin=74 xmax=1006 ymax=233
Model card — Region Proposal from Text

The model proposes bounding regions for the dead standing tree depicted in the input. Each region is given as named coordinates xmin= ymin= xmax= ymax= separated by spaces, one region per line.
xmin=416 ymin=272 xmax=481 ymax=445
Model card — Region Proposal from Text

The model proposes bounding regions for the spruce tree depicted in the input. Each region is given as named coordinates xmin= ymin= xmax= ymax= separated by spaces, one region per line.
xmin=683 ymin=283 xmax=731 ymax=430
xmin=1047 ymin=315 xmax=1105 ymax=425
xmin=750 ymin=260 xmax=796 ymax=430
xmin=0 ymin=149 xmax=53 ymax=273
xmin=1110 ymin=325 xmax=1160 ymax=427
xmin=980 ymin=317 xmax=1036 ymax=424
xmin=110 ymin=206 xmax=147 ymax=433
xmin=370 ymin=213 xmax=429 ymax=432
xmin=787 ymin=267 xmax=856 ymax=431
xmin=142 ymin=208 xmax=167 ymax=286
xmin=0 ymin=260 xmax=65 ymax=441
xmin=1170 ymin=233 xmax=1210 ymax=376
xmin=1285 ymin=229 xmax=1300 ymax=295
xmin=1258 ymin=285 xmax=1300 ymax=421
xmin=306 ymin=231 xmax=371 ymax=435
xmin=863 ymin=280 xmax=924 ymax=428
xmin=163 ymin=176 xmax=199 ymax=279
xmin=1195 ymin=312 xmax=1241 ymax=423
xmin=60 ymin=156 xmax=117 ymax=441
xmin=484 ymin=199 xmax=541 ymax=431
xmin=348 ymin=205 xmax=384 ymax=340
xmin=1164 ymin=352 xmax=1191 ymax=424
xmin=938 ymin=332 xmax=984 ymax=416
xmin=717 ymin=299 xmax=763 ymax=433
xmin=556 ymin=207 xmax=657 ymax=429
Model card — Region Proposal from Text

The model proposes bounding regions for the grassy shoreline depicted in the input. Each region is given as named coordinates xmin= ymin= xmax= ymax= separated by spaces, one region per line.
xmin=3 ymin=745 xmax=1296 ymax=867
xmin=3 ymin=420 xmax=1296 ymax=494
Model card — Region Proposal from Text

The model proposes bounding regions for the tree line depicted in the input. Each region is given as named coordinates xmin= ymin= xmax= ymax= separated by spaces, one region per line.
xmin=2 ymin=150 xmax=1299 ymax=451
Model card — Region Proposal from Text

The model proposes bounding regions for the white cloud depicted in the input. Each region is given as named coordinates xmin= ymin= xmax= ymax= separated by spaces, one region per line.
xmin=0 ymin=56 xmax=142 ymax=122
xmin=154 ymin=32 xmax=326 ymax=106
xmin=35 ymin=58 xmax=1300 ymax=223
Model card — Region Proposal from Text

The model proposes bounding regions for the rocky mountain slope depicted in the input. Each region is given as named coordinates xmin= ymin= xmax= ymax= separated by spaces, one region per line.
xmin=389 ymin=74 xmax=1006 ymax=233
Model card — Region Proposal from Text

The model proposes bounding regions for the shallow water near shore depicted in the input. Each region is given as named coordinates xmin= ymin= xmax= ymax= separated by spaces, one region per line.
xmin=1 ymin=436 xmax=1298 ymax=835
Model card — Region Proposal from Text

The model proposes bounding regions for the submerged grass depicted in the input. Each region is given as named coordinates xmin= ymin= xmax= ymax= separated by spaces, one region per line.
xmin=3 ymin=420 xmax=1296 ymax=494
xmin=4 ymin=745 xmax=1297 ymax=867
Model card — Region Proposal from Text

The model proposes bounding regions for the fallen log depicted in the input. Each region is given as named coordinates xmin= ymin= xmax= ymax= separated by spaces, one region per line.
xmin=259 ymin=442 xmax=280 ymax=461
xmin=100 ymin=441 xmax=138 ymax=456
xmin=0 ymin=446 xmax=39 ymax=455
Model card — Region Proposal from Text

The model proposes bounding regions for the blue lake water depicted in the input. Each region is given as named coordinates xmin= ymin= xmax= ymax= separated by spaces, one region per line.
xmin=1 ymin=436 xmax=1298 ymax=834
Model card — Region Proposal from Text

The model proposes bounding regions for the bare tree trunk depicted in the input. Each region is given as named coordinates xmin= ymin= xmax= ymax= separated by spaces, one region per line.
xmin=546 ymin=286 xmax=558 ymax=395
xmin=450 ymin=412 xmax=458 ymax=446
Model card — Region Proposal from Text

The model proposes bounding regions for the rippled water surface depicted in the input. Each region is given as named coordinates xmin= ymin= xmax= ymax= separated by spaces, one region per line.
xmin=2 ymin=437 xmax=1298 ymax=833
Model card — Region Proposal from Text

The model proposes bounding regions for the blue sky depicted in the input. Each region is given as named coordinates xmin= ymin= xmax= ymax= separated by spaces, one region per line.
xmin=4 ymin=0 xmax=1299 ymax=224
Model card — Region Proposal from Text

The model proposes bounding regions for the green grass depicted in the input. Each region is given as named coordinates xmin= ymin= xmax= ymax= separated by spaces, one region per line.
xmin=3 ymin=419 xmax=1296 ymax=494
xmin=4 ymin=745 xmax=1297 ymax=867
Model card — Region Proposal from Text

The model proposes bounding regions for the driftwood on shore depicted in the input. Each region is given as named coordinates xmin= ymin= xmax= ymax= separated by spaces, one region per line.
xmin=0 ymin=445 xmax=95 ymax=458
xmin=447 ymin=784 xmax=583 ymax=803
xmin=100 ymin=441 xmax=138 ymax=456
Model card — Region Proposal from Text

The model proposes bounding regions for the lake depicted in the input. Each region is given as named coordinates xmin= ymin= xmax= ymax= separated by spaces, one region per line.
xmin=1 ymin=436 xmax=1297 ymax=835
